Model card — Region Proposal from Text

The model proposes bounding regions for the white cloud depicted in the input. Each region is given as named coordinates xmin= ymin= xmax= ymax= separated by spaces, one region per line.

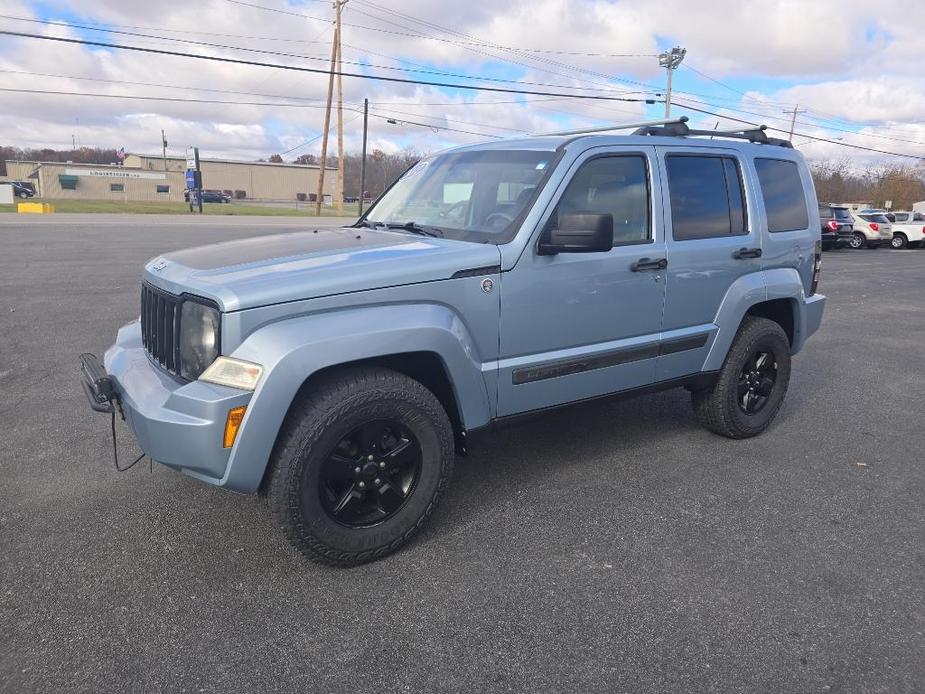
xmin=0 ymin=0 xmax=923 ymax=167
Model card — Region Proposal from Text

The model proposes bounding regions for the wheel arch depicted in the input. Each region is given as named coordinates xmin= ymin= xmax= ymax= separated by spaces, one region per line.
xmin=219 ymin=304 xmax=493 ymax=493
xmin=703 ymin=269 xmax=809 ymax=371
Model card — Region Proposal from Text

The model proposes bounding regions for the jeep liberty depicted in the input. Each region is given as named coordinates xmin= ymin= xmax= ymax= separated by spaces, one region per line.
xmin=81 ymin=117 xmax=826 ymax=565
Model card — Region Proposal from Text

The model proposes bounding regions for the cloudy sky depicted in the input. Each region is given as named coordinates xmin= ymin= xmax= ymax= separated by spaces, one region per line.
xmin=1 ymin=0 xmax=923 ymax=167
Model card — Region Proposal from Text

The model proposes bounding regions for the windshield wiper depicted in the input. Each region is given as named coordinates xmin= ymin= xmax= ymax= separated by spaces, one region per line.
xmin=382 ymin=221 xmax=444 ymax=238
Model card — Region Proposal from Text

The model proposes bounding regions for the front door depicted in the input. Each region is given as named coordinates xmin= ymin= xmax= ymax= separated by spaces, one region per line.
xmin=497 ymin=146 xmax=667 ymax=417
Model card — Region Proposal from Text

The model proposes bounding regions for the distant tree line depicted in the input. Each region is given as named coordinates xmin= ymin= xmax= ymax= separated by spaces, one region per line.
xmin=811 ymin=159 xmax=925 ymax=210
xmin=267 ymin=148 xmax=422 ymax=198
xmin=0 ymin=146 xmax=121 ymax=176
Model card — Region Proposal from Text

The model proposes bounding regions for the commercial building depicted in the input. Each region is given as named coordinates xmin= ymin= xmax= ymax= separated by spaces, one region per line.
xmin=0 ymin=154 xmax=338 ymax=204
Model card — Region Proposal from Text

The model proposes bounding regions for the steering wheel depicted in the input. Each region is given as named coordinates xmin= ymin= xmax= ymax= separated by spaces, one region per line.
xmin=440 ymin=200 xmax=469 ymax=221
xmin=484 ymin=211 xmax=515 ymax=230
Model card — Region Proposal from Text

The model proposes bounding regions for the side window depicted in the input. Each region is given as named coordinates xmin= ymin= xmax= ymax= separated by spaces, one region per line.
xmin=754 ymin=158 xmax=810 ymax=232
xmin=666 ymin=155 xmax=747 ymax=240
xmin=552 ymin=155 xmax=650 ymax=245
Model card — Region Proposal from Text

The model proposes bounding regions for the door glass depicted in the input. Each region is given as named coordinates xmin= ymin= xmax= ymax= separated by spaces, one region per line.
xmin=666 ymin=155 xmax=746 ymax=240
xmin=552 ymin=156 xmax=650 ymax=244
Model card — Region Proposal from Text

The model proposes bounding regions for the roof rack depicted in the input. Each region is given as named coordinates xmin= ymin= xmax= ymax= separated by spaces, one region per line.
xmin=533 ymin=115 xmax=792 ymax=148
xmin=534 ymin=116 xmax=690 ymax=137
xmin=633 ymin=121 xmax=793 ymax=148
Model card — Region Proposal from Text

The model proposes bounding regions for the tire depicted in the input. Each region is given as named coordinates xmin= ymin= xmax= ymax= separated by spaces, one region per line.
xmin=266 ymin=367 xmax=454 ymax=566
xmin=891 ymin=234 xmax=908 ymax=249
xmin=848 ymin=232 xmax=865 ymax=249
xmin=692 ymin=316 xmax=792 ymax=439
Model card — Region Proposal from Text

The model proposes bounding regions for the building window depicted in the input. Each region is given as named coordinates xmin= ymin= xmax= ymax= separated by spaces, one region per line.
xmin=156 ymin=185 xmax=170 ymax=194
xmin=110 ymin=183 xmax=124 ymax=192
xmin=58 ymin=174 xmax=78 ymax=190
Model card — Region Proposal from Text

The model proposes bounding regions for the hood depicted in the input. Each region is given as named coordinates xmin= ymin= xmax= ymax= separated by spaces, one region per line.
xmin=143 ymin=226 xmax=501 ymax=311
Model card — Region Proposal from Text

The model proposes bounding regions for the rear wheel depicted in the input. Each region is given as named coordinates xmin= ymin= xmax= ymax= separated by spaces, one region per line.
xmin=891 ymin=234 xmax=908 ymax=249
xmin=692 ymin=316 xmax=791 ymax=439
xmin=848 ymin=232 xmax=865 ymax=249
xmin=266 ymin=367 xmax=454 ymax=566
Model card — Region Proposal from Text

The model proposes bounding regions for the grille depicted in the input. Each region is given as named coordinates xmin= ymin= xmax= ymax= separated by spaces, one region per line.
xmin=140 ymin=283 xmax=181 ymax=375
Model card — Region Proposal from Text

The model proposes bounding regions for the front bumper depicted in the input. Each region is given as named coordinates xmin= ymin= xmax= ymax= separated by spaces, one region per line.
xmin=88 ymin=321 xmax=252 ymax=486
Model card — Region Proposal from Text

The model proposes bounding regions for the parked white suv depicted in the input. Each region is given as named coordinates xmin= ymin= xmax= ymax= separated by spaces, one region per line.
xmin=849 ymin=211 xmax=892 ymax=249
xmin=885 ymin=211 xmax=925 ymax=249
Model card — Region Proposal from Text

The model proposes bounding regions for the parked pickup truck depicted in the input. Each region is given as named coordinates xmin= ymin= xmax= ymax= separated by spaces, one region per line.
xmin=80 ymin=117 xmax=826 ymax=565
xmin=885 ymin=210 xmax=925 ymax=249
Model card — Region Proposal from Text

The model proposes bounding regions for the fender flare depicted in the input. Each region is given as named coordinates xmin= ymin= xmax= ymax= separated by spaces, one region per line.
xmin=702 ymin=268 xmax=805 ymax=372
xmin=219 ymin=303 xmax=493 ymax=492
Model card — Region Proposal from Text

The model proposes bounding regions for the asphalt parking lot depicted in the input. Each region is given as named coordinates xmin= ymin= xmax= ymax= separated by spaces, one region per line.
xmin=1 ymin=217 xmax=923 ymax=693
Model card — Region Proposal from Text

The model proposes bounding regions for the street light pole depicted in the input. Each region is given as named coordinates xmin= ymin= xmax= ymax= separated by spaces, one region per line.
xmin=658 ymin=46 xmax=687 ymax=118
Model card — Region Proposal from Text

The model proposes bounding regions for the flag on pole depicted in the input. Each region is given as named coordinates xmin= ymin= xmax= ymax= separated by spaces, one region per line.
xmin=116 ymin=147 xmax=125 ymax=162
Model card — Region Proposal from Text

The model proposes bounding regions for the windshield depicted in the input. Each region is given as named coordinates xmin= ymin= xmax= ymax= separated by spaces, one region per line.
xmin=860 ymin=213 xmax=890 ymax=224
xmin=833 ymin=207 xmax=852 ymax=220
xmin=363 ymin=149 xmax=556 ymax=243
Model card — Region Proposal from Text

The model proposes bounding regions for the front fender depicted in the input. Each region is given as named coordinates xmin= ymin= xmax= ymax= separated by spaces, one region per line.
xmin=219 ymin=303 xmax=493 ymax=492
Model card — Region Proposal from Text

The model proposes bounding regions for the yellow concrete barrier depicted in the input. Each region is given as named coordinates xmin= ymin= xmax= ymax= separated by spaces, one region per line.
xmin=17 ymin=202 xmax=55 ymax=214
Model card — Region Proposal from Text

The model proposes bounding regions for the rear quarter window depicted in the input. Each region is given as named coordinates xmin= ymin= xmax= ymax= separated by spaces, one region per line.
xmin=754 ymin=158 xmax=810 ymax=232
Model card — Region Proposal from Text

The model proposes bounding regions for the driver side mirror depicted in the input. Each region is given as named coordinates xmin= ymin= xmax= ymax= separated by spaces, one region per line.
xmin=538 ymin=212 xmax=614 ymax=255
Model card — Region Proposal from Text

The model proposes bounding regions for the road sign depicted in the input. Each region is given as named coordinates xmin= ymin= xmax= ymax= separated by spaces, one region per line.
xmin=186 ymin=146 xmax=197 ymax=170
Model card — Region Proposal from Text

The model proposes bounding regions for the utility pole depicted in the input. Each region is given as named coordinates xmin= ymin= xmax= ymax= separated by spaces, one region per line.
xmin=334 ymin=0 xmax=345 ymax=213
xmin=161 ymin=129 xmax=168 ymax=171
xmin=359 ymin=97 xmax=368 ymax=216
xmin=783 ymin=104 xmax=807 ymax=142
xmin=658 ymin=46 xmax=686 ymax=118
xmin=314 ymin=0 xmax=347 ymax=216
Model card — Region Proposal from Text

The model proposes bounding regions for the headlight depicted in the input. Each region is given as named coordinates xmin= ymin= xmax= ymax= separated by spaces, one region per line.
xmin=199 ymin=357 xmax=263 ymax=391
xmin=179 ymin=300 xmax=220 ymax=380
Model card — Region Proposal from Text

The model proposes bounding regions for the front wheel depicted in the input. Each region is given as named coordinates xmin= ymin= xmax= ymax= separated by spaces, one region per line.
xmin=848 ymin=232 xmax=865 ymax=249
xmin=891 ymin=234 xmax=908 ymax=249
xmin=266 ymin=367 xmax=454 ymax=566
xmin=692 ymin=316 xmax=791 ymax=439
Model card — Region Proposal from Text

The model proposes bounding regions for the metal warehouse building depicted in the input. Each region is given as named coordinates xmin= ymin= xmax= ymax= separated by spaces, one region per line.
xmin=1 ymin=154 xmax=338 ymax=204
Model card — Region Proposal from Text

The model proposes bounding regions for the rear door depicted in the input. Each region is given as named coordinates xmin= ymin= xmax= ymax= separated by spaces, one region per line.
xmin=654 ymin=146 xmax=761 ymax=381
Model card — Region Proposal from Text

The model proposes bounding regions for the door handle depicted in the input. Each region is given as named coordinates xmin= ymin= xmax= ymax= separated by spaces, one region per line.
xmin=630 ymin=257 xmax=668 ymax=272
xmin=733 ymin=247 xmax=762 ymax=259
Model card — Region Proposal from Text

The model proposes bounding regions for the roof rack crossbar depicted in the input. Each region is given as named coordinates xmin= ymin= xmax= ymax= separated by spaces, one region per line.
xmin=534 ymin=116 xmax=689 ymax=137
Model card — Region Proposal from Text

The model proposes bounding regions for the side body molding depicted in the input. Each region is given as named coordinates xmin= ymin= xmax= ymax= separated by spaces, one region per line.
xmin=702 ymin=268 xmax=806 ymax=372
xmin=220 ymin=303 xmax=493 ymax=492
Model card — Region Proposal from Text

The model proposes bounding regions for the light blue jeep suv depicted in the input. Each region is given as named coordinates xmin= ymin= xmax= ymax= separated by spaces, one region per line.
xmin=81 ymin=118 xmax=826 ymax=565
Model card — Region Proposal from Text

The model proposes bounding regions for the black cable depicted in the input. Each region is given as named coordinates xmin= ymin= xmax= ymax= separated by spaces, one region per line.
xmin=673 ymin=101 xmax=925 ymax=161
xmin=110 ymin=409 xmax=145 ymax=472
xmin=0 ymin=30 xmax=654 ymax=103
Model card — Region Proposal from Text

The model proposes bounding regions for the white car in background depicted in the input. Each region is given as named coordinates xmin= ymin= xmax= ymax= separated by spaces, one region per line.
xmin=885 ymin=210 xmax=925 ymax=249
xmin=848 ymin=211 xmax=893 ymax=249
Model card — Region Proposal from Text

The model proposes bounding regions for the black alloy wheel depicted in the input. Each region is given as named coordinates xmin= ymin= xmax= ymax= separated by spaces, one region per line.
xmin=737 ymin=350 xmax=778 ymax=415
xmin=318 ymin=419 xmax=422 ymax=528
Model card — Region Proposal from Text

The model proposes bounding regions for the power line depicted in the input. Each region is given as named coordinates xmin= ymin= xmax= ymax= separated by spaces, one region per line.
xmin=224 ymin=0 xmax=662 ymax=95
xmin=224 ymin=0 xmax=657 ymax=57
xmin=0 ymin=86 xmax=517 ymax=139
xmin=0 ymin=15 xmax=649 ymax=95
xmin=673 ymin=100 xmax=925 ymax=161
xmin=0 ymin=30 xmax=658 ymax=103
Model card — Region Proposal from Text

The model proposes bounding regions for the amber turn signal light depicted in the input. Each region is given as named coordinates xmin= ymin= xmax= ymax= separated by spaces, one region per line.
xmin=223 ymin=406 xmax=247 ymax=448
